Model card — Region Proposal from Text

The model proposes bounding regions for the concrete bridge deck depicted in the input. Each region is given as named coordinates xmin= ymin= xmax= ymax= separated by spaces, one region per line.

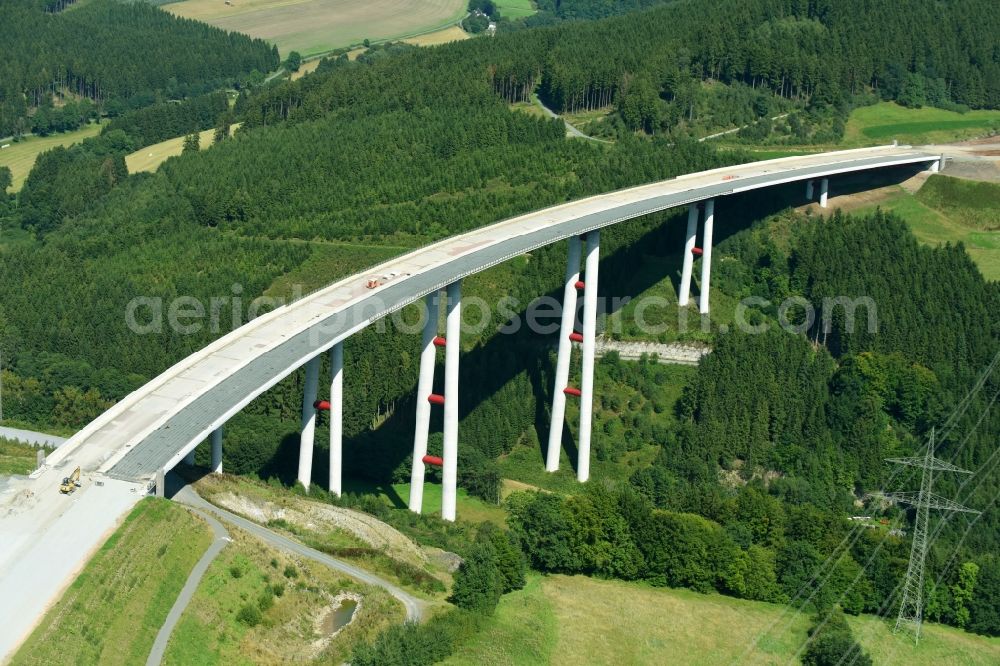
xmin=40 ymin=145 xmax=938 ymax=484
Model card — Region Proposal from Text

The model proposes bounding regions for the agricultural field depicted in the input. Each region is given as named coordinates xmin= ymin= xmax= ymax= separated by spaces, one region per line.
xmin=443 ymin=574 xmax=1000 ymax=666
xmin=402 ymin=24 xmax=470 ymax=47
xmin=289 ymin=57 xmax=322 ymax=81
xmin=843 ymin=102 xmax=1000 ymax=147
xmin=12 ymin=499 xmax=213 ymax=666
xmin=162 ymin=523 xmax=403 ymax=665
xmin=0 ymin=122 xmax=104 ymax=192
xmin=125 ymin=125 xmax=237 ymax=174
xmin=164 ymin=0 xmax=468 ymax=57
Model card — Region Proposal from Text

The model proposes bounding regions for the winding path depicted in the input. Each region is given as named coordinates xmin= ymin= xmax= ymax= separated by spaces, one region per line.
xmin=532 ymin=96 xmax=613 ymax=143
xmin=146 ymin=503 xmax=230 ymax=666
xmin=145 ymin=484 xmax=426 ymax=664
xmin=173 ymin=486 xmax=427 ymax=623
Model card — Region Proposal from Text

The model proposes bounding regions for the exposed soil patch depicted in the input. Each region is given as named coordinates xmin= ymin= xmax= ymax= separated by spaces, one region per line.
xmin=212 ymin=489 xmax=430 ymax=568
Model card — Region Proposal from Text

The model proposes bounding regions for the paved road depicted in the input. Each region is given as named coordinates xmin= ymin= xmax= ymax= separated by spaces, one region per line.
xmin=173 ymin=486 xmax=427 ymax=623
xmin=0 ymin=473 xmax=144 ymax=662
xmin=0 ymin=426 xmax=66 ymax=449
xmin=146 ymin=504 xmax=230 ymax=666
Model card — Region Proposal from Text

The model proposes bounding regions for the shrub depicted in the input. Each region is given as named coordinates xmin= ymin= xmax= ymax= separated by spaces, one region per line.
xmin=236 ymin=603 xmax=262 ymax=627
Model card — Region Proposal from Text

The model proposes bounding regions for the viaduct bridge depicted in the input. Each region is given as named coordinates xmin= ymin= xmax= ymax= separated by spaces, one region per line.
xmin=44 ymin=145 xmax=942 ymax=522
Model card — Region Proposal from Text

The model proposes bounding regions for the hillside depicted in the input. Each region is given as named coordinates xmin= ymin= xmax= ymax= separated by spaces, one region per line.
xmin=828 ymin=174 xmax=1000 ymax=281
xmin=11 ymin=499 xmax=213 ymax=666
xmin=445 ymin=574 xmax=1000 ymax=665
xmin=2 ymin=1 xmax=1000 ymax=663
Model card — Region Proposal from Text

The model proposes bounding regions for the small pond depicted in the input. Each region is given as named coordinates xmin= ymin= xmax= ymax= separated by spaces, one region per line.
xmin=322 ymin=598 xmax=358 ymax=635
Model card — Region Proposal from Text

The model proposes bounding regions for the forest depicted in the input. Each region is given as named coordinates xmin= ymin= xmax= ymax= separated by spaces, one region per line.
xmin=102 ymin=92 xmax=230 ymax=148
xmin=0 ymin=0 xmax=998 ymax=661
xmin=251 ymin=0 xmax=999 ymax=143
xmin=0 ymin=0 xmax=277 ymax=138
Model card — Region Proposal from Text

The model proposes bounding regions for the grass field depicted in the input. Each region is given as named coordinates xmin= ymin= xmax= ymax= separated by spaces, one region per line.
xmin=495 ymin=0 xmax=537 ymax=19
xmin=444 ymin=574 xmax=1000 ymax=665
xmin=12 ymin=499 xmax=213 ymax=666
xmin=357 ymin=479 xmax=509 ymax=525
xmin=165 ymin=0 xmax=468 ymax=57
xmin=403 ymin=24 xmax=470 ymax=47
xmin=0 ymin=123 xmax=104 ymax=192
xmin=0 ymin=437 xmax=49 ymax=476
xmin=844 ymin=102 xmax=1000 ymax=147
xmin=289 ymin=57 xmax=322 ymax=81
xmin=125 ymin=125 xmax=239 ymax=174
xmin=163 ymin=524 xmax=403 ymax=665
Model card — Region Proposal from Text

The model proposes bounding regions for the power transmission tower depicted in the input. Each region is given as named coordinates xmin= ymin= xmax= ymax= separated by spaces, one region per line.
xmin=880 ymin=428 xmax=980 ymax=643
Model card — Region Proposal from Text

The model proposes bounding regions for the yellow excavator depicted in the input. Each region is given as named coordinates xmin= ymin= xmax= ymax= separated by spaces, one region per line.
xmin=59 ymin=467 xmax=81 ymax=494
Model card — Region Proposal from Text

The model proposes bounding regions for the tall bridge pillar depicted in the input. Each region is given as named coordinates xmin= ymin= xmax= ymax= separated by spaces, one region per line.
xmin=577 ymin=230 xmax=600 ymax=483
xmin=441 ymin=280 xmax=462 ymax=521
xmin=806 ymin=179 xmax=814 ymax=200
xmin=699 ymin=199 xmax=715 ymax=315
xmin=546 ymin=236 xmax=583 ymax=472
xmin=819 ymin=178 xmax=829 ymax=208
xmin=210 ymin=427 xmax=223 ymax=474
xmin=298 ymin=355 xmax=320 ymax=491
xmin=184 ymin=447 xmax=196 ymax=466
xmin=409 ymin=292 xmax=440 ymax=515
xmin=328 ymin=342 xmax=344 ymax=497
xmin=678 ymin=204 xmax=699 ymax=307
xmin=408 ymin=282 xmax=463 ymax=521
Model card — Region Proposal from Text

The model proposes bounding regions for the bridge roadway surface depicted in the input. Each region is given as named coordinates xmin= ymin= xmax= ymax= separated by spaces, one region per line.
xmin=44 ymin=145 xmax=938 ymax=485
xmin=0 ymin=146 xmax=937 ymax=662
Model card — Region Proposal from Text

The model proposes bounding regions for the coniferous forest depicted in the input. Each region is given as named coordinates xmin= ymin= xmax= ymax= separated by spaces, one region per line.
xmin=0 ymin=0 xmax=999 ymax=660
xmin=0 ymin=0 xmax=277 ymax=138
